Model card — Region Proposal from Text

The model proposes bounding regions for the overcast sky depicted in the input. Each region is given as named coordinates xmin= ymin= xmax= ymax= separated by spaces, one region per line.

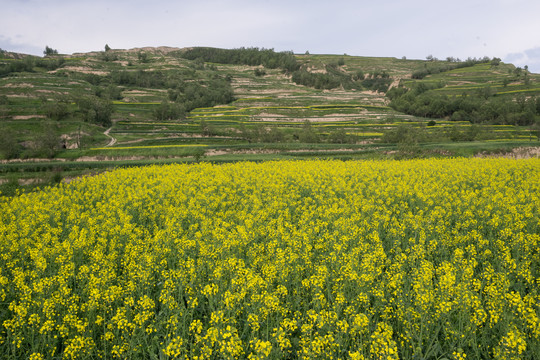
xmin=1 ymin=0 xmax=540 ymax=73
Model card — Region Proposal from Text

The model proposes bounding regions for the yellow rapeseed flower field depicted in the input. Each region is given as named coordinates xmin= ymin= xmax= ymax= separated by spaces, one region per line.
xmin=0 ymin=159 xmax=539 ymax=359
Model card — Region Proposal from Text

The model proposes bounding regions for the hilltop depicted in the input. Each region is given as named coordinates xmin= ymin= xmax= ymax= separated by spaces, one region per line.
xmin=0 ymin=46 xmax=539 ymax=193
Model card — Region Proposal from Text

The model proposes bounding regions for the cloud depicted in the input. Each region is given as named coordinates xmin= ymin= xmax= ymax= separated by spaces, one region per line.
xmin=525 ymin=47 xmax=540 ymax=59
xmin=0 ymin=35 xmax=43 ymax=55
xmin=505 ymin=52 xmax=526 ymax=63
xmin=504 ymin=46 xmax=540 ymax=74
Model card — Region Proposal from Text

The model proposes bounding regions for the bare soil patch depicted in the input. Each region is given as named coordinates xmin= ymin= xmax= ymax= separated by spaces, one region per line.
xmin=4 ymin=83 xmax=34 ymax=88
xmin=12 ymin=115 xmax=46 ymax=120
xmin=51 ymin=66 xmax=109 ymax=75
xmin=36 ymin=89 xmax=67 ymax=95
xmin=254 ymin=112 xmax=286 ymax=118
xmin=0 ymin=158 xmax=67 ymax=164
xmin=359 ymin=90 xmax=381 ymax=96
xmin=475 ymin=146 xmax=540 ymax=159
xmin=75 ymin=155 xmax=147 ymax=162
xmin=287 ymin=148 xmax=357 ymax=153
xmin=205 ymin=149 xmax=279 ymax=156
xmin=308 ymin=116 xmax=362 ymax=122
xmin=205 ymin=149 xmax=229 ymax=156
xmin=123 ymin=90 xmax=153 ymax=95
xmin=6 ymin=94 xmax=32 ymax=98
xmin=236 ymin=89 xmax=301 ymax=96
xmin=0 ymin=178 xmax=48 ymax=186
xmin=452 ymin=81 xmax=475 ymax=86
xmin=306 ymin=66 xmax=327 ymax=74
xmin=389 ymin=78 xmax=401 ymax=89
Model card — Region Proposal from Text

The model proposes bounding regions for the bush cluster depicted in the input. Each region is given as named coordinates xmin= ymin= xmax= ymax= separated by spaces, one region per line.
xmin=381 ymin=124 xmax=485 ymax=145
xmin=0 ymin=57 xmax=66 ymax=77
xmin=292 ymin=66 xmax=392 ymax=92
xmin=236 ymin=121 xmax=357 ymax=144
xmin=178 ymin=47 xmax=299 ymax=72
xmin=389 ymin=89 xmax=540 ymax=125
xmin=291 ymin=69 xmax=344 ymax=90
xmin=411 ymin=57 xmax=493 ymax=79
xmin=75 ymin=96 xmax=114 ymax=127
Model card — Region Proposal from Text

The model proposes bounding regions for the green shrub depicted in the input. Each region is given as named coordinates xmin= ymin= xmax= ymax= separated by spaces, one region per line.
xmin=153 ymin=101 xmax=186 ymax=121
xmin=0 ymin=127 xmax=21 ymax=159
xmin=75 ymin=96 xmax=113 ymax=126
xmin=254 ymin=68 xmax=266 ymax=77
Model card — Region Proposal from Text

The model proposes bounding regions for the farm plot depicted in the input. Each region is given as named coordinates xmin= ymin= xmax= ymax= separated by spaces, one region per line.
xmin=1 ymin=158 xmax=539 ymax=359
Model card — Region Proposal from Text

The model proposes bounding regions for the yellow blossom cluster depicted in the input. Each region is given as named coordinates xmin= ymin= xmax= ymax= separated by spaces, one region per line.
xmin=0 ymin=158 xmax=539 ymax=359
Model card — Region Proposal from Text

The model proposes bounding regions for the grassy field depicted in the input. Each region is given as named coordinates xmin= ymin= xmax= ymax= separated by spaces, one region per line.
xmin=1 ymin=158 xmax=539 ymax=359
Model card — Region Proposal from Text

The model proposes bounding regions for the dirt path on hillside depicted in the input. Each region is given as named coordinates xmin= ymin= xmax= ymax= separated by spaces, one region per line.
xmin=104 ymin=126 xmax=117 ymax=147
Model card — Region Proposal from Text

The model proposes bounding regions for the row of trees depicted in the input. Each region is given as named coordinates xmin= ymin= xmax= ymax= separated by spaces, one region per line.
xmin=291 ymin=66 xmax=392 ymax=92
xmin=198 ymin=120 xmax=358 ymax=145
xmin=111 ymin=69 xmax=168 ymax=88
xmin=231 ymin=121 xmax=357 ymax=144
xmin=381 ymin=123 xmax=488 ymax=145
xmin=0 ymin=46 xmax=62 ymax=77
xmin=412 ymin=57 xmax=495 ymax=79
xmin=178 ymin=47 xmax=299 ymax=72
xmin=291 ymin=69 xmax=345 ymax=90
xmin=166 ymin=78 xmax=234 ymax=112
xmin=0 ymin=56 xmax=65 ymax=77
xmin=389 ymin=86 xmax=540 ymax=125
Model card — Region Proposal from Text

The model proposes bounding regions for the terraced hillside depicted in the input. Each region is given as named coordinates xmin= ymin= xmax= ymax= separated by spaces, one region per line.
xmin=0 ymin=47 xmax=539 ymax=193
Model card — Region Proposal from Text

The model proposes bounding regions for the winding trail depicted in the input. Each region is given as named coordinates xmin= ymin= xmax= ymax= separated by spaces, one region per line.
xmin=103 ymin=125 xmax=117 ymax=147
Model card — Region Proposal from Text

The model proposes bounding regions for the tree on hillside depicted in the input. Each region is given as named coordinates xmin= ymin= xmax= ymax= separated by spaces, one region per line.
xmin=33 ymin=121 xmax=61 ymax=158
xmin=42 ymin=95 xmax=71 ymax=120
xmin=153 ymin=101 xmax=186 ymax=121
xmin=43 ymin=46 xmax=58 ymax=56
xmin=297 ymin=120 xmax=320 ymax=143
xmin=138 ymin=51 xmax=150 ymax=63
xmin=0 ymin=127 xmax=20 ymax=159
xmin=105 ymin=44 xmax=111 ymax=52
xmin=75 ymin=96 xmax=113 ymax=127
